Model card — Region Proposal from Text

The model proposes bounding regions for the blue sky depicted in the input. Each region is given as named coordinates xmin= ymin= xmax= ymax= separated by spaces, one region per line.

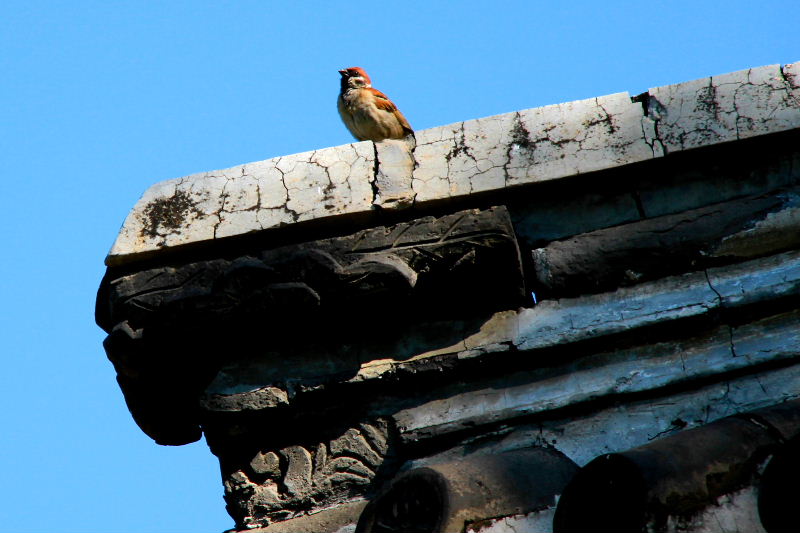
xmin=1 ymin=1 xmax=797 ymax=532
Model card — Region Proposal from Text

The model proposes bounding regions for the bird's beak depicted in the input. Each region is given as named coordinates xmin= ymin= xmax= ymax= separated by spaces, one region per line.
xmin=338 ymin=69 xmax=348 ymax=77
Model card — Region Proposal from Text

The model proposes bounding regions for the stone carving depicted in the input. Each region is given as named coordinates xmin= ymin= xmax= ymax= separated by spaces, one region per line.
xmin=223 ymin=420 xmax=391 ymax=528
xmin=97 ymin=206 xmax=524 ymax=444
xmin=97 ymin=206 xmax=524 ymax=445
xmin=100 ymin=205 xmax=523 ymax=331
xmin=93 ymin=60 xmax=800 ymax=532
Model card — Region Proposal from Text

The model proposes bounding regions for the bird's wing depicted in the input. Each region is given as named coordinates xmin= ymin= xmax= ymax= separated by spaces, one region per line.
xmin=367 ymin=88 xmax=414 ymax=135
xmin=366 ymin=88 xmax=397 ymax=111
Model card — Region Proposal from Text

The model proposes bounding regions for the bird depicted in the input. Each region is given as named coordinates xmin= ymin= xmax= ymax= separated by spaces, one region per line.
xmin=337 ymin=67 xmax=414 ymax=142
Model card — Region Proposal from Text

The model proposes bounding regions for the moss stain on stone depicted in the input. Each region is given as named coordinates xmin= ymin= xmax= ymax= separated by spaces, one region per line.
xmin=140 ymin=190 xmax=202 ymax=239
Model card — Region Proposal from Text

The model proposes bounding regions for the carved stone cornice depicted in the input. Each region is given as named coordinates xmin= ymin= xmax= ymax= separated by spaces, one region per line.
xmin=96 ymin=61 xmax=800 ymax=531
xmin=98 ymin=206 xmax=525 ymax=445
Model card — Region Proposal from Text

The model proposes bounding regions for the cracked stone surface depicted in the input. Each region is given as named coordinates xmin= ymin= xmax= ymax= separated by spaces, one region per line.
xmin=95 ymin=62 xmax=800 ymax=530
xmin=384 ymin=250 xmax=800 ymax=440
xmin=200 ymin=248 xmax=800 ymax=443
xmin=372 ymin=139 xmax=416 ymax=208
xmin=109 ymin=142 xmax=375 ymax=263
xmin=107 ymin=61 xmax=800 ymax=265
xmin=412 ymin=92 xmax=654 ymax=203
xmin=647 ymin=63 xmax=800 ymax=154
xmin=394 ymin=312 xmax=800 ymax=442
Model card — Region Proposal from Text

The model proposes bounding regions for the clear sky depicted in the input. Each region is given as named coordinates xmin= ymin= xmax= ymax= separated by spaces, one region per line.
xmin=1 ymin=1 xmax=797 ymax=532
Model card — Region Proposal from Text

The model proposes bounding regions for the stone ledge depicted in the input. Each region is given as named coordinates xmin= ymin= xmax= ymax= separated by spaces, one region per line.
xmin=203 ymin=249 xmax=800 ymax=419
xmin=106 ymin=61 xmax=800 ymax=266
xmin=351 ymin=249 xmax=800 ymax=388
xmin=233 ymin=500 xmax=366 ymax=533
xmin=393 ymin=310 xmax=800 ymax=442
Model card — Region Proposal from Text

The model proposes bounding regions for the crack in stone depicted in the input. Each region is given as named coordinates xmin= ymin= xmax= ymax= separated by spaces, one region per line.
xmin=587 ymin=98 xmax=618 ymax=135
xmin=649 ymin=121 xmax=665 ymax=156
xmin=337 ymin=145 xmax=360 ymax=209
xmin=370 ymin=142 xmax=381 ymax=207
xmin=696 ymin=78 xmax=720 ymax=120
xmin=703 ymin=269 xmax=738 ymax=359
xmin=371 ymin=137 xmax=418 ymax=208
xmin=446 ymin=122 xmax=476 ymax=163
xmin=274 ymin=163 xmax=300 ymax=222
xmin=503 ymin=112 xmax=535 ymax=182
xmin=309 ymin=152 xmax=338 ymax=208
xmin=212 ymin=176 xmax=232 ymax=239
xmin=732 ymin=80 xmax=754 ymax=140
xmin=435 ymin=124 xmax=463 ymax=194
xmin=253 ymin=180 xmax=263 ymax=215
xmin=633 ymin=92 xmax=664 ymax=158
xmin=779 ymin=64 xmax=800 ymax=107
xmin=408 ymin=137 xmax=419 ymax=206
xmin=754 ymin=375 xmax=769 ymax=395
xmin=647 ymin=418 xmax=687 ymax=441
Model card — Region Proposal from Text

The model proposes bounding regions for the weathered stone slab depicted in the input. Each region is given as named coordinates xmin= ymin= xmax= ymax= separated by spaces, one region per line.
xmin=201 ymin=249 xmax=800 ymax=413
xmin=108 ymin=143 xmax=376 ymax=264
xmin=509 ymin=186 xmax=642 ymax=246
xmin=411 ymin=92 xmax=654 ymax=203
xmin=106 ymin=62 xmax=800 ymax=266
xmin=393 ymin=311 xmax=800 ymax=441
xmin=409 ymin=363 xmax=800 ymax=471
xmin=102 ymin=206 xmax=524 ymax=333
xmin=532 ymin=189 xmax=800 ymax=296
xmin=646 ymin=63 xmax=800 ymax=154
xmin=636 ymin=141 xmax=800 ymax=219
xmin=405 ymin=387 xmax=800 ymax=532
xmin=708 ymin=249 xmax=800 ymax=309
xmin=516 ymin=271 xmax=718 ymax=351
xmin=515 ymin=250 xmax=800 ymax=356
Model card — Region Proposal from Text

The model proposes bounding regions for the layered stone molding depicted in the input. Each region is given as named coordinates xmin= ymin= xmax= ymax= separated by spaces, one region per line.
xmin=96 ymin=61 xmax=800 ymax=532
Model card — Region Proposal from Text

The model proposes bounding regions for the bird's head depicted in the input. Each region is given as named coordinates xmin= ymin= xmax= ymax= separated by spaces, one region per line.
xmin=339 ymin=67 xmax=372 ymax=89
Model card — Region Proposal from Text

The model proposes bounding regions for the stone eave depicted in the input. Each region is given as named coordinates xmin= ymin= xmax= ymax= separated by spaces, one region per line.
xmin=106 ymin=61 xmax=800 ymax=267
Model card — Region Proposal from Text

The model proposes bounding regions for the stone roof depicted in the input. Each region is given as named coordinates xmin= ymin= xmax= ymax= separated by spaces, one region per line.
xmin=107 ymin=62 xmax=800 ymax=266
xmin=97 ymin=61 xmax=800 ymax=532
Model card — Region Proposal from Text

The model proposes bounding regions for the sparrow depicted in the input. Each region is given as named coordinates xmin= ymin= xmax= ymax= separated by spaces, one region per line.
xmin=337 ymin=67 xmax=414 ymax=142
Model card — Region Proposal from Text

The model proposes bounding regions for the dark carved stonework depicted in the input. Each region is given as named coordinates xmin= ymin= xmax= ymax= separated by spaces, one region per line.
xmin=224 ymin=419 xmax=391 ymax=526
xmin=97 ymin=206 xmax=525 ymax=445
xmin=95 ymin=78 xmax=800 ymax=530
